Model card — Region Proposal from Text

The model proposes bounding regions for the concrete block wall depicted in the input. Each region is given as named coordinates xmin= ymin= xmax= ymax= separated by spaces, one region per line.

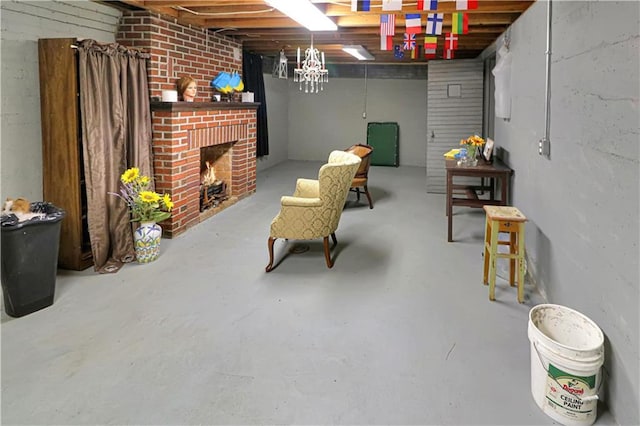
xmin=489 ymin=1 xmax=639 ymax=423
xmin=0 ymin=0 xmax=121 ymax=201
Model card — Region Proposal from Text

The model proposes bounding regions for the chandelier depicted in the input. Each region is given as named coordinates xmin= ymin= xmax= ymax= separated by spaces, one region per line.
xmin=294 ymin=35 xmax=328 ymax=93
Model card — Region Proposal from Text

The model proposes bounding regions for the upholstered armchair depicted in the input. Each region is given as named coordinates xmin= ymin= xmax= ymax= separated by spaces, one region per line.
xmin=266 ymin=150 xmax=361 ymax=272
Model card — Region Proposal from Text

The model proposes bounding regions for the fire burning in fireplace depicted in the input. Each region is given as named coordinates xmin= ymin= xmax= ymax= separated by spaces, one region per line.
xmin=199 ymin=154 xmax=229 ymax=211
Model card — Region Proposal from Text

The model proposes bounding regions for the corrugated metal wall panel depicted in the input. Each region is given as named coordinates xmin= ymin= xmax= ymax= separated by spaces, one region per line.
xmin=426 ymin=60 xmax=484 ymax=193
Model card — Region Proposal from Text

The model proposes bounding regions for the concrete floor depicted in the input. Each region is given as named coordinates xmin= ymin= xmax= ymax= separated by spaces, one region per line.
xmin=1 ymin=161 xmax=616 ymax=425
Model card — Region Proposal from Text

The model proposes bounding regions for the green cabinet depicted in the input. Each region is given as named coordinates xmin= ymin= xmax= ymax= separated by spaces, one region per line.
xmin=366 ymin=122 xmax=399 ymax=167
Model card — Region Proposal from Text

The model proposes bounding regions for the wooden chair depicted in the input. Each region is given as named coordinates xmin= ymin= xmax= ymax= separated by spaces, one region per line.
xmin=345 ymin=144 xmax=374 ymax=209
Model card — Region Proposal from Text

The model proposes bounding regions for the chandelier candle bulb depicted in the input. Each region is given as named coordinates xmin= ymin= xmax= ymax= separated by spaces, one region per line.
xmin=297 ymin=47 xmax=300 ymax=66
xmin=322 ymin=52 xmax=325 ymax=68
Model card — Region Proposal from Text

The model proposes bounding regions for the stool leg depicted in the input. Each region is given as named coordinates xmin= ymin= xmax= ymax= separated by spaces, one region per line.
xmin=517 ymin=223 xmax=526 ymax=303
xmin=488 ymin=219 xmax=499 ymax=301
xmin=509 ymin=230 xmax=516 ymax=286
xmin=483 ymin=217 xmax=491 ymax=285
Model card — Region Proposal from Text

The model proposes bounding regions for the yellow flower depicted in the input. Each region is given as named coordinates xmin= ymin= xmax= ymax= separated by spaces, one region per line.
xmin=460 ymin=135 xmax=485 ymax=147
xmin=111 ymin=166 xmax=172 ymax=223
xmin=139 ymin=191 xmax=161 ymax=203
xmin=121 ymin=167 xmax=140 ymax=184
xmin=162 ymin=193 xmax=174 ymax=211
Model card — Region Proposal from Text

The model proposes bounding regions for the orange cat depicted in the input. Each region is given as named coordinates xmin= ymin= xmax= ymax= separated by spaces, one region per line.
xmin=3 ymin=197 xmax=31 ymax=214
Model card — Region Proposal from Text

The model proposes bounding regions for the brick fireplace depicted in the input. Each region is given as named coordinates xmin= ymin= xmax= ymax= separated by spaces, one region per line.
xmin=117 ymin=11 xmax=258 ymax=237
xmin=151 ymin=103 xmax=258 ymax=237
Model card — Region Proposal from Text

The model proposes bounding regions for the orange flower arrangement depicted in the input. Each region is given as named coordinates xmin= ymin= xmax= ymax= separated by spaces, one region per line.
xmin=460 ymin=135 xmax=485 ymax=158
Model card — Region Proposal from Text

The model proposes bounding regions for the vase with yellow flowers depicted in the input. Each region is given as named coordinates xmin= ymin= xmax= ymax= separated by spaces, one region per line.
xmin=459 ymin=135 xmax=485 ymax=166
xmin=111 ymin=167 xmax=174 ymax=263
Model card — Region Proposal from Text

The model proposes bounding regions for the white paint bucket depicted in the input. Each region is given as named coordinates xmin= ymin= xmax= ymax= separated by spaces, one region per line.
xmin=528 ymin=304 xmax=604 ymax=426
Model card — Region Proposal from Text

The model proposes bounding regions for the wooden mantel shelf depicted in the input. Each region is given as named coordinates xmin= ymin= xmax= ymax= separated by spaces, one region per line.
xmin=150 ymin=101 xmax=260 ymax=112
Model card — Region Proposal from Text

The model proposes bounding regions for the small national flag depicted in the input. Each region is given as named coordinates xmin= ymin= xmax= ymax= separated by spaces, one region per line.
xmin=393 ymin=45 xmax=405 ymax=59
xmin=380 ymin=35 xmax=393 ymax=50
xmin=444 ymin=49 xmax=455 ymax=59
xmin=452 ymin=12 xmax=469 ymax=34
xmin=455 ymin=0 xmax=478 ymax=10
xmin=424 ymin=48 xmax=437 ymax=59
xmin=424 ymin=36 xmax=437 ymax=50
xmin=403 ymin=33 xmax=416 ymax=50
xmin=425 ymin=13 xmax=444 ymax=35
xmin=444 ymin=32 xmax=458 ymax=50
xmin=417 ymin=0 xmax=438 ymax=10
xmin=405 ymin=13 xmax=422 ymax=34
xmin=380 ymin=14 xmax=396 ymax=36
xmin=411 ymin=45 xmax=421 ymax=59
xmin=351 ymin=0 xmax=371 ymax=11
xmin=382 ymin=0 xmax=403 ymax=11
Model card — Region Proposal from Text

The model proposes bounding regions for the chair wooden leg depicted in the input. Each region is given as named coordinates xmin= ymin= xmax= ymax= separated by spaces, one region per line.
xmin=323 ymin=236 xmax=334 ymax=268
xmin=488 ymin=220 xmax=499 ymax=301
xmin=509 ymin=230 xmax=516 ymax=286
xmin=355 ymin=188 xmax=361 ymax=201
xmin=483 ymin=218 xmax=491 ymax=285
xmin=517 ymin=223 xmax=526 ymax=303
xmin=363 ymin=185 xmax=373 ymax=209
xmin=330 ymin=232 xmax=337 ymax=247
xmin=265 ymin=237 xmax=276 ymax=272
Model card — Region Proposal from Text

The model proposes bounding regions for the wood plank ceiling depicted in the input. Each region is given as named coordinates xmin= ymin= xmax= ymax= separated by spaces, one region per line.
xmin=115 ymin=0 xmax=535 ymax=64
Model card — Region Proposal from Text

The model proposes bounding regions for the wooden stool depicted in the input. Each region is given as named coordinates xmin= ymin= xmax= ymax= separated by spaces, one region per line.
xmin=483 ymin=206 xmax=527 ymax=303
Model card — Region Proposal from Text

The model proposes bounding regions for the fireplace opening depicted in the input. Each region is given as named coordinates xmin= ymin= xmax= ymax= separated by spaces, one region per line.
xmin=199 ymin=144 xmax=233 ymax=211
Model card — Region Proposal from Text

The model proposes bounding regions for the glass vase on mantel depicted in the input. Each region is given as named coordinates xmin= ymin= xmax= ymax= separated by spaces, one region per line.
xmin=133 ymin=222 xmax=162 ymax=263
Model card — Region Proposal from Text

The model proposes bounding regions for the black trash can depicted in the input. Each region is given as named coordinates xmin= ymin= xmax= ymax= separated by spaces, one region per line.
xmin=1 ymin=202 xmax=65 ymax=317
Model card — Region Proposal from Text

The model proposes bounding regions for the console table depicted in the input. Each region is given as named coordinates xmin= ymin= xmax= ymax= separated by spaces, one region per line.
xmin=445 ymin=158 xmax=513 ymax=242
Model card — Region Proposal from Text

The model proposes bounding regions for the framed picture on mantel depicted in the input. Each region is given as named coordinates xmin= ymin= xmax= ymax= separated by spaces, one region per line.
xmin=483 ymin=138 xmax=495 ymax=162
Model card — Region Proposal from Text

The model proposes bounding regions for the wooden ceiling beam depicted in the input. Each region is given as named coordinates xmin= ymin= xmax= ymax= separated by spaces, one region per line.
xmin=321 ymin=1 xmax=534 ymax=16
xmin=231 ymin=25 xmax=508 ymax=38
xmin=111 ymin=0 xmax=535 ymax=64
xmin=198 ymin=12 xmax=519 ymax=29
xmin=119 ymin=0 xmax=179 ymax=17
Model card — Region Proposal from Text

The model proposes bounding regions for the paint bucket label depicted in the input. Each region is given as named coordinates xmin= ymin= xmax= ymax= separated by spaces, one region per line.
xmin=545 ymin=363 xmax=597 ymax=422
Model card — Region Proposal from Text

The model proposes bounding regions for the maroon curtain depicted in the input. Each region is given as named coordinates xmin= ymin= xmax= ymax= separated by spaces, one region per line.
xmin=77 ymin=40 xmax=153 ymax=273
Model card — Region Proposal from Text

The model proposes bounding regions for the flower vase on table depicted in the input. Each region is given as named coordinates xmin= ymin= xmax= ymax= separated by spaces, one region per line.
xmin=465 ymin=145 xmax=478 ymax=166
xmin=133 ymin=222 xmax=162 ymax=263
xmin=459 ymin=135 xmax=485 ymax=167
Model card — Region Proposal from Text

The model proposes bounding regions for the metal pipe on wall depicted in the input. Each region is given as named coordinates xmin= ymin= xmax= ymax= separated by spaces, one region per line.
xmin=539 ymin=0 xmax=552 ymax=157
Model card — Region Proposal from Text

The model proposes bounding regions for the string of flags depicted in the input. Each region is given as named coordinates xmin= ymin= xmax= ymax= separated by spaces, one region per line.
xmin=369 ymin=0 xmax=478 ymax=59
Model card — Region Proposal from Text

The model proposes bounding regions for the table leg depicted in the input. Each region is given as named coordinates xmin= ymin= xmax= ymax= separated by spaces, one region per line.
xmin=501 ymin=175 xmax=508 ymax=205
xmin=490 ymin=177 xmax=495 ymax=202
xmin=446 ymin=171 xmax=453 ymax=242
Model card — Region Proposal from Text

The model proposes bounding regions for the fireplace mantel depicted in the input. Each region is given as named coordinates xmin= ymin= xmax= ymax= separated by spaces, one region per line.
xmin=151 ymin=101 xmax=260 ymax=112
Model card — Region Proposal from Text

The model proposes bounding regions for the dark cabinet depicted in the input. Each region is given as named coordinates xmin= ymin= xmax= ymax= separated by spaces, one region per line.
xmin=38 ymin=38 xmax=92 ymax=270
xmin=366 ymin=122 xmax=399 ymax=167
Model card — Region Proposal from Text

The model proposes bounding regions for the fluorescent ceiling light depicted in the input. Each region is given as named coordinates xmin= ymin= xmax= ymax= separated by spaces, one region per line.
xmin=342 ymin=45 xmax=375 ymax=61
xmin=265 ymin=0 xmax=337 ymax=31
